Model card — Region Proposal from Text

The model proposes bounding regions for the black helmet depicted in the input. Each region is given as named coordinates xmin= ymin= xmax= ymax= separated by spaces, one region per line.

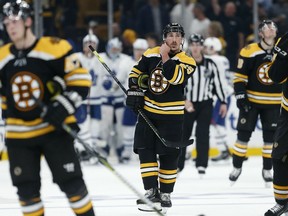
xmin=2 ymin=0 xmax=32 ymax=21
xmin=163 ymin=23 xmax=185 ymax=39
xmin=188 ymin=34 xmax=204 ymax=45
xmin=258 ymin=20 xmax=277 ymax=33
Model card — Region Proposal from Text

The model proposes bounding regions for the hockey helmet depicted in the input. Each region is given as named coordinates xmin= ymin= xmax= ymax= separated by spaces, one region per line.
xmin=2 ymin=0 xmax=32 ymax=21
xmin=83 ymin=34 xmax=99 ymax=45
xmin=188 ymin=34 xmax=204 ymax=45
xmin=163 ymin=23 xmax=185 ymax=39
xmin=258 ymin=20 xmax=277 ymax=33
xmin=133 ymin=38 xmax=148 ymax=50
xmin=106 ymin=37 xmax=122 ymax=60
xmin=204 ymin=37 xmax=222 ymax=52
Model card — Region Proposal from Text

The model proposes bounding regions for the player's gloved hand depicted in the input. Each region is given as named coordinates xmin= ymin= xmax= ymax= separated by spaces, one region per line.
xmin=235 ymin=92 xmax=251 ymax=112
xmin=138 ymin=74 xmax=149 ymax=90
xmin=273 ymin=32 xmax=288 ymax=59
xmin=47 ymin=76 xmax=66 ymax=95
xmin=126 ymin=88 xmax=144 ymax=113
xmin=42 ymin=92 xmax=82 ymax=129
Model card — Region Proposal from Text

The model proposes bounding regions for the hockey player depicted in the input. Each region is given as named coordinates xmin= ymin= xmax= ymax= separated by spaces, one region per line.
xmin=98 ymin=37 xmax=132 ymax=162
xmin=178 ymin=34 xmax=227 ymax=175
xmin=73 ymin=33 xmax=103 ymax=164
xmin=119 ymin=38 xmax=149 ymax=162
xmin=229 ymin=20 xmax=282 ymax=186
xmin=264 ymin=32 xmax=288 ymax=216
xmin=0 ymin=1 xmax=95 ymax=216
xmin=126 ymin=23 xmax=196 ymax=212
xmin=203 ymin=37 xmax=233 ymax=162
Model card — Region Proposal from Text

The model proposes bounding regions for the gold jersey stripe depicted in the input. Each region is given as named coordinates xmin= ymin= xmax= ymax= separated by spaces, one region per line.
xmin=140 ymin=162 xmax=158 ymax=168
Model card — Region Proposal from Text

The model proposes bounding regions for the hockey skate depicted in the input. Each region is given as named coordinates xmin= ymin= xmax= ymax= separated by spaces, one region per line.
xmin=197 ymin=166 xmax=206 ymax=178
xmin=77 ymin=150 xmax=98 ymax=165
xmin=262 ymin=169 xmax=273 ymax=188
xmin=160 ymin=192 xmax=172 ymax=214
xmin=265 ymin=203 xmax=288 ymax=216
xmin=211 ymin=150 xmax=230 ymax=162
xmin=137 ymin=188 xmax=161 ymax=212
xmin=229 ymin=167 xmax=242 ymax=185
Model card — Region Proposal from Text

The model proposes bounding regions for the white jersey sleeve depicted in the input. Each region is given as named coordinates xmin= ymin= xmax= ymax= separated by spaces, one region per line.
xmin=77 ymin=52 xmax=105 ymax=105
xmin=99 ymin=53 xmax=133 ymax=98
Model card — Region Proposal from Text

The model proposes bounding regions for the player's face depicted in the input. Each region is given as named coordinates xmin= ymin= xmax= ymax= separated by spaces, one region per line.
xmin=164 ymin=32 xmax=182 ymax=53
xmin=261 ymin=23 xmax=277 ymax=40
xmin=3 ymin=16 xmax=26 ymax=43
xmin=189 ymin=42 xmax=203 ymax=58
xmin=83 ymin=41 xmax=97 ymax=57
xmin=133 ymin=49 xmax=145 ymax=61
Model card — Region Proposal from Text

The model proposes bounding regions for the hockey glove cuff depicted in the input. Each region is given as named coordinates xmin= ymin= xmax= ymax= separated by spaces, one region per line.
xmin=42 ymin=91 xmax=82 ymax=129
xmin=126 ymin=89 xmax=144 ymax=113
xmin=235 ymin=92 xmax=251 ymax=112
xmin=138 ymin=74 xmax=149 ymax=90
xmin=273 ymin=32 xmax=288 ymax=59
xmin=47 ymin=76 xmax=66 ymax=96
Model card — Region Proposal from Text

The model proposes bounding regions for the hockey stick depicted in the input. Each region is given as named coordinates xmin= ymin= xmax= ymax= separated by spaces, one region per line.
xmin=63 ymin=125 xmax=165 ymax=216
xmin=33 ymin=97 xmax=164 ymax=216
xmin=89 ymin=45 xmax=194 ymax=148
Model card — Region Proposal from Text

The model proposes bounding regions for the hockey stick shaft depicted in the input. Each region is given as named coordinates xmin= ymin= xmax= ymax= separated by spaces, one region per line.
xmin=34 ymin=97 xmax=164 ymax=215
xmin=62 ymin=125 xmax=164 ymax=216
xmin=89 ymin=45 xmax=193 ymax=148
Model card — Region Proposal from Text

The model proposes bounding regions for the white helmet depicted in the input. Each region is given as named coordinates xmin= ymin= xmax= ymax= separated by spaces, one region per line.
xmin=133 ymin=39 xmax=148 ymax=50
xmin=83 ymin=34 xmax=99 ymax=45
xmin=106 ymin=37 xmax=122 ymax=60
xmin=204 ymin=37 xmax=222 ymax=52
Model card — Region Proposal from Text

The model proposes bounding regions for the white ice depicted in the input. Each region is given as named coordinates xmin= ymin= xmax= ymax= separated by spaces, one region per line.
xmin=0 ymin=156 xmax=275 ymax=216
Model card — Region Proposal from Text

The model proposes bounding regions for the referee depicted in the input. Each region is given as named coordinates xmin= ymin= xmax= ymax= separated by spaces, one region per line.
xmin=178 ymin=34 xmax=227 ymax=175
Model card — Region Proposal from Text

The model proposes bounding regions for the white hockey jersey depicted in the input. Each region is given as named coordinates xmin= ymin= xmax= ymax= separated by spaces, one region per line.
xmin=98 ymin=53 xmax=133 ymax=101
xmin=76 ymin=52 xmax=104 ymax=105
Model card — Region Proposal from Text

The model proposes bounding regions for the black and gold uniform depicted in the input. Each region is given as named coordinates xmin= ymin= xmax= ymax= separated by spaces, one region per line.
xmin=128 ymin=45 xmax=196 ymax=196
xmin=232 ymin=42 xmax=281 ymax=171
xmin=265 ymin=33 xmax=288 ymax=212
xmin=0 ymin=1 xmax=95 ymax=216
xmin=0 ymin=37 xmax=94 ymax=215
xmin=130 ymin=47 xmax=195 ymax=121
xmin=0 ymin=37 xmax=90 ymax=143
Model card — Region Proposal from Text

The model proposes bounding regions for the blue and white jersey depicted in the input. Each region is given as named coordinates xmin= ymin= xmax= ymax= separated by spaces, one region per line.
xmin=76 ymin=52 xmax=104 ymax=106
xmin=98 ymin=52 xmax=132 ymax=104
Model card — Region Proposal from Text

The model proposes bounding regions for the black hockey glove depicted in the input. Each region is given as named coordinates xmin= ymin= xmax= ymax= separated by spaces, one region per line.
xmin=126 ymin=88 xmax=144 ymax=113
xmin=42 ymin=92 xmax=82 ymax=129
xmin=235 ymin=92 xmax=251 ymax=112
xmin=273 ymin=32 xmax=288 ymax=59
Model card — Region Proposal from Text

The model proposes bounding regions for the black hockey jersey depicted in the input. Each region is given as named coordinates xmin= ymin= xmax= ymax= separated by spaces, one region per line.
xmin=129 ymin=47 xmax=196 ymax=121
xmin=233 ymin=43 xmax=281 ymax=108
xmin=0 ymin=37 xmax=91 ymax=144
xmin=267 ymin=52 xmax=288 ymax=141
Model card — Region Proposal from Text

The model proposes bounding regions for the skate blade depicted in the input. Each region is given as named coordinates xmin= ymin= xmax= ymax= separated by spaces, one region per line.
xmin=264 ymin=181 xmax=272 ymax=188
xmin=230 ymin=181 xmax=236 ymax=186
xmin=137 ymin=202 xmax=162 ymax=212
xmin=161 ymin=207 xmax=168 ymax=215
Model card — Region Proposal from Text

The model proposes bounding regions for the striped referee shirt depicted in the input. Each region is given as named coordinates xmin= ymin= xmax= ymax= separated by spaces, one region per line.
xmin=186 ymin=56 xmax=227 ymax=103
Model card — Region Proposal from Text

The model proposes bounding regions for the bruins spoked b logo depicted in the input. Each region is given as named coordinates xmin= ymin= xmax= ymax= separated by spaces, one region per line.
xmin=11 ymin=72 xmax=44 ymax=111
xmin=257 ymin=63 xmax=274 ymax=85
xmin=149 ymin=67 xmax=170 ymax=95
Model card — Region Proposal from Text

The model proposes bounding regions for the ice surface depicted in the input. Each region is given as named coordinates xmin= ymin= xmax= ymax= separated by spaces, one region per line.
xmin=0 ymin=156 xmax=275 ymax=216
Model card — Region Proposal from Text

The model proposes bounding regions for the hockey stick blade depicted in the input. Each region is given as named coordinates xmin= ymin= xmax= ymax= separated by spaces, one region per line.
xmin=89 ymin=45 xmax=194 ymax=148
xmin=164 ymin=138 xmax=194 ymax=148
